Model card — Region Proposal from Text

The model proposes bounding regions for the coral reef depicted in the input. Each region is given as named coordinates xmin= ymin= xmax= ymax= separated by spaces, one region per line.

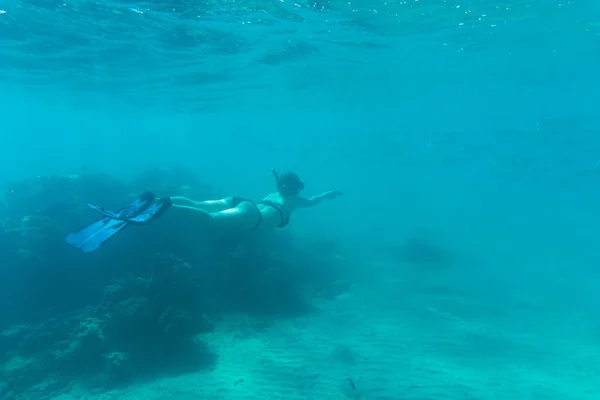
xmin=0 ymin=253 xmax=217 ymax=398
xmin=0 ymin=169 xmax=224 ymax=329
xmin=214 ymin=243 xmax=317 ymax=315
xmin=0 ymin=168 xmax=348 ymax=398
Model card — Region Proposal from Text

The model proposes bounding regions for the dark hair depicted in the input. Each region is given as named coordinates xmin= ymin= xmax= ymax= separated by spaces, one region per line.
xmin=278 ymin=172 xmax=304 ymax=196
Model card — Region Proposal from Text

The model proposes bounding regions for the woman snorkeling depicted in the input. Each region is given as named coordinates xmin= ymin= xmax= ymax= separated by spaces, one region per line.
xmin=169 ymin=169 xmax=343 ymax=233
xmin=66 ymin=169 xmax=343 ymax=252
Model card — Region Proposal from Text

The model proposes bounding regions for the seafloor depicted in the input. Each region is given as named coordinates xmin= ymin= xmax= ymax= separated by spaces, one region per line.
xmin=0 ymin=170 xmax=598 ymax=400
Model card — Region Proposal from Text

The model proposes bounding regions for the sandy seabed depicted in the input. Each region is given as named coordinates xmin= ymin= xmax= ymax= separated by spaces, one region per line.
xmin=58 ymin=275 xmax=600 ymax=400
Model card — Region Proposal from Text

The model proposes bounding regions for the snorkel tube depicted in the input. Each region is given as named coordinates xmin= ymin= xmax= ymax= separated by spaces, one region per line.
xmin=271 ymin=168 xmax=282 ymax=191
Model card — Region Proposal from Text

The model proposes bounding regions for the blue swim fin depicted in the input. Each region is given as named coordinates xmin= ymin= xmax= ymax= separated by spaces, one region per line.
xmin=88 ymin=196 xmax=171 ymax=224
xmin=65 ymin=217 xmax=129 ymax=253
xmin=65 ymin=192 xmax=156 ymax=253
xmin=126 ymin=196 xmax=171 ymax=224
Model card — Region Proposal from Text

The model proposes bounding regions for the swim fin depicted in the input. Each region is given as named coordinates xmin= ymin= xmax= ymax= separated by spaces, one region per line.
xmin=65 ymin=217 xmax=129 ymax=253
xmin=125 ymin=196 xmax=171 ymax=224
xmin=88 ymin=196 xmax=172 ymax=224
xmin=65 ymin=191 xmax=159 ymax=253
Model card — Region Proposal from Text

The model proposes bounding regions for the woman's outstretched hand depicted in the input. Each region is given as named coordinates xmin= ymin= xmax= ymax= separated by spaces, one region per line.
xmin=324 ymin=190 xmax=343 ymax=200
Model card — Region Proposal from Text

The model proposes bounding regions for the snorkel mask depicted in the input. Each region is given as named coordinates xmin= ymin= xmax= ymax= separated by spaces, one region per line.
xmin=271 ymin=168 xmax=304 ymax=196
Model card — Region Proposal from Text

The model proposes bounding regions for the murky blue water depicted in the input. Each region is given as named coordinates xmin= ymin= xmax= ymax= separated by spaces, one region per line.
xmin=1 ymin=0 xmax=600 ymax=398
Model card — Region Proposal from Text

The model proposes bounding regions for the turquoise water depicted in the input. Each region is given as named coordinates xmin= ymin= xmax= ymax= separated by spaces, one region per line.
xmin=1 ymin=0 xmax=600 ymax=399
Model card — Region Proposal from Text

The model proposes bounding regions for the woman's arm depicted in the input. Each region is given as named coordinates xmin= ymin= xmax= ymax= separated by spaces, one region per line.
xmin=298 ymin=190 xmax=343 ymax=208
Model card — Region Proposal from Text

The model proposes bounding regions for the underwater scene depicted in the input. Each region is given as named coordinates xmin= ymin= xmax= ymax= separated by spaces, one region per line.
xmin=1 ymin=0 xmax=600 ymax=399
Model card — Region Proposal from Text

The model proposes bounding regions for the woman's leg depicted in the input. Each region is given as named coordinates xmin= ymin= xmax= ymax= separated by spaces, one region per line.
xmin=210 ymin=202 xmax=261 ymax=232
xmin=170 ymin=196 xmax=236 ymax=213
xmin=170 ymin=204 xmax=214 ymax=224
xmin=168 ymin=200 xmax=259 ymax=233
xmin=170 ymin=196 xmax=201 ymax=207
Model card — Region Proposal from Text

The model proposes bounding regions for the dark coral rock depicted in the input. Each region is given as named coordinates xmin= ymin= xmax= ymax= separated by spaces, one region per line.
xmin=147 ymin=253 xmax=216 ymax=323
xmin=103 ymin=351 xmax=135 ymax=384
xmin=159 ymin=309 xmax=214 ymax=339
xmin=3 ymin=174 xmax=126 ymax=229
xmin=18 ymin=329 xmax=55 ymax=358
xmin=103 ymin=277 xmax=149 ymax=309
xmin=216 ymin=246 xmax=316 ymax=316
xmin=106 ymin=297 xmax=156 ymax=344
xmin=0 ymin=170 xmax=231 ymax=396
xmin=0 ymin=173 xmax=134 ymax=328
xmin=103 ymin=283 xmax=127 ymax=306
xmin=55 ymin=317 xmax=107 ymax=376
xmin=0 ymin=353 xmax=51 ymax=397
xmin=0 ymin=325 xmax=29 ymax=360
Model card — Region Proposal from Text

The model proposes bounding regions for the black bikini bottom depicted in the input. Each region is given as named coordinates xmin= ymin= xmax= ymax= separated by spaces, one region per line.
xmin=230 ymin=197 xmax=290 ymax=230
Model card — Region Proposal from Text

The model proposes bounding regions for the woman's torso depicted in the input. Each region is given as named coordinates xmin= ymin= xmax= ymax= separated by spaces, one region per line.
xmin=255 ymin=192 xmax=298 ymax=230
